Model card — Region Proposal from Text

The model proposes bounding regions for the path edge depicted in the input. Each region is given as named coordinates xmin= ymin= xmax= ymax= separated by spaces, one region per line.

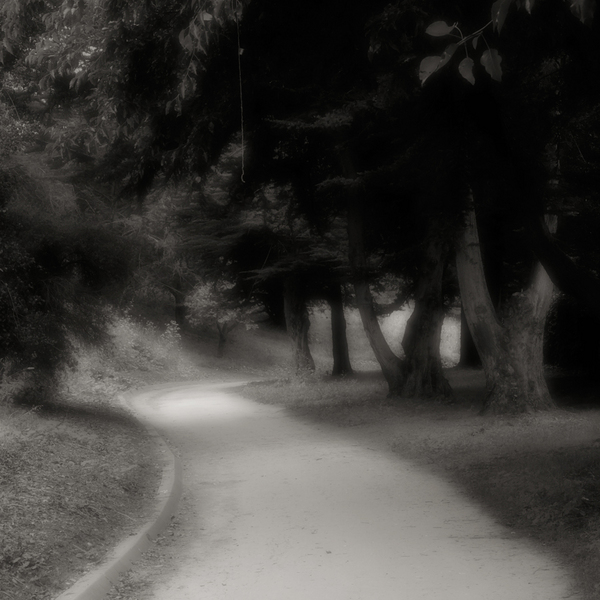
xmin=54 ymin=387 xmax=183 ymax=600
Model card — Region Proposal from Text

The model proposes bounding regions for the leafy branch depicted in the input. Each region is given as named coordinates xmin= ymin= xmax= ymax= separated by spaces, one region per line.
xmin=418 ymin=0 xmax=594 ymax=86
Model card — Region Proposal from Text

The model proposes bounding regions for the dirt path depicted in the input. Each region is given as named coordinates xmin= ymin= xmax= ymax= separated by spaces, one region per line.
xmin=126 ymin=381 xmax=581 ymax=600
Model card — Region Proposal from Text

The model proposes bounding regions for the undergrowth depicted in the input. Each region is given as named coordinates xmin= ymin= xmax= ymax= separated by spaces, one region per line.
xmin=0 ymin=311 xmax=206 ymax=600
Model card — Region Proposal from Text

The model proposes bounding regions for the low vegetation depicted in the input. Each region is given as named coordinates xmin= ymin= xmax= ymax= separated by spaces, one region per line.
xmin=0 ymin=311 xmax=211 ymax=600
xmin=0 ymin=396 xmax=158 ymax=600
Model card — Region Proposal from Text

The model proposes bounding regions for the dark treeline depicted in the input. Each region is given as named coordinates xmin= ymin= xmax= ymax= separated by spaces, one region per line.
xmin=1 ymin=0 xmax=599 ymax=413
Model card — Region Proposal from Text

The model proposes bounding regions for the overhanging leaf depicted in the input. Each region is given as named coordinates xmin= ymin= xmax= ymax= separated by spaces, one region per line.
xmin=178 ymin=29 xmax=193 ymax=52
xmin=570 ymin=0 xmax=596 ymax=23
xmin=439 ymin=43 xmax=458 ymax=68
xmin=425 ymin=21 xmax=456 ymax=36
xmin=419 ymin=56 xmax=442 ymax=84
xmin=458 ymin=57 xmax=475 ymax=85
xmin=419 ymin=44 xmax=458 ymax=85
xmin=492 ymin=0 xmax=515 ymax=32
xmin=472 ymin=35 xmax=480 ymax=49
xmin=481 ymin=48 xmax=503 ymax=81
xmin=3 ymin=38 xmax=14 ymax=55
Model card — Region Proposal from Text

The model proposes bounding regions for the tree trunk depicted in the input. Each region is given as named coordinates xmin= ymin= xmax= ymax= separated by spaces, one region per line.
xmin=525 ymin=211 xmax=600 ymax=324
xmin=169 ymin=272 xmax=187 ymax=331
xmin=544 ymin=296 xmax=600 ymax=375
xmin=456 ymin=208 xmax=555 ymax=414
xmin=216 ymin=321 xmax=239 ymax=358
xmin=401 ymin=237 xmax=453 ymax=399
xmin=283 ymin=277 xmax=315 ymax=373
xmin=216 ymin=322 xmax=228 ymax=358
xmin=173 ymin=291 xmax=187 ymax=331
xmin=262 ymin=281 xmax=287 ymax=329
xmin=341 ymin=148 xmax=403 ymax=395
xmin=459 ymin=304 xmax=481 ymax=367
xmin=326 ymin=285 xmax=353 ymax=376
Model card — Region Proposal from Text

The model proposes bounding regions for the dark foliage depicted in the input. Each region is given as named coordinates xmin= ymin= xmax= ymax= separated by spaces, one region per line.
xmin=0 ymin=163 xmax=132 ymax=393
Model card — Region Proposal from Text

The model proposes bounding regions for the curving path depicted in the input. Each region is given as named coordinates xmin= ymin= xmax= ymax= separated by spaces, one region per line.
xmin=128 ymin=381 xmax=581 ymax=600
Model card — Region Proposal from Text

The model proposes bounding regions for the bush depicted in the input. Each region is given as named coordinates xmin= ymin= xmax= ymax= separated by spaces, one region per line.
xmin=0 ymin=99 xmax=41 ymax=158
xmin=0 ymin=161 xmax=130 ymax=400
xmin=107 ymin=311 xmax=183 ymax=372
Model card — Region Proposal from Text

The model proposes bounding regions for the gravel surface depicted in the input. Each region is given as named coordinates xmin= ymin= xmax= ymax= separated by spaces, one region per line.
xmin=107 ymin=380 xmax=582 ymax=600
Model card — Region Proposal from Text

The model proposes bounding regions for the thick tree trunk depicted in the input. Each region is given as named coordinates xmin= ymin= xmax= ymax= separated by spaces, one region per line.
xmin=283 ymin=277 xmax=315 ymax=373
xmin=456 ymin=209 xmax=555 ymax=414
xmin=169 ymin=272 xmax=187 ymax=331
xmin=326 ymin=285 xmax=353 ymax=376
xmin=342 ymin=150 xmax=403 ymax=395
xmin=173 ymin=292 xmax=187 ymax=331
xmin=544 ymin=296 xmax=600 ymax=374
xmin=490 ymin=270 xmax=554 ymax=412
xmin=525 ymin=212 xmax=600 ymax=324
xmin=401 ymin=237 xmax=453 ymax=399
xmin=459 ymin=304 xmax=481 ymax=367
xmin=352 ymin=279 xmax=403 ymax=394
xmin=263 ymin=281 xmax=287 ymax=329
xmin=216 ymin=322 xmax=228 ymax=358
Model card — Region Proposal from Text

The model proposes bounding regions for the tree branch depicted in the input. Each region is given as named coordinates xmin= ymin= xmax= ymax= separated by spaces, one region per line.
xmin=525 ymin=212 xmax=600 ymax=322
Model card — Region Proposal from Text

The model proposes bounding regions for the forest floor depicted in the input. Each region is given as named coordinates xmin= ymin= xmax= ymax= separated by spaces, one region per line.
xmin=0 ymin=373 xmax=162 ymax=600
xmin=2 ymin=313 xmax=600 ymax=599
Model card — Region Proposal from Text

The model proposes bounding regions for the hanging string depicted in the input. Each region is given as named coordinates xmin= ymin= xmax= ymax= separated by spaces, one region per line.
xmin=235 ymin=0 xmax=245 ymax=183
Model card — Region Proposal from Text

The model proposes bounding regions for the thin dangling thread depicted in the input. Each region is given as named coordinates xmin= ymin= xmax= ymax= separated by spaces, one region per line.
xmin=235 ymin=0 xmax=245 ymax=183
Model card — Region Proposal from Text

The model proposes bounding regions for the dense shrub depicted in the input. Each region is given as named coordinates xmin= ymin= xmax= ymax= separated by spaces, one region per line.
xmin=0 ymin=162 xmax=132 ymax=402
xmin=0 ymin=98 xmax=42 ymax=158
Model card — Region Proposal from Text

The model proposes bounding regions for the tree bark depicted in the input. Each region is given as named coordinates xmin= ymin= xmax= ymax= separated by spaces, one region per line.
xmin=173 ymin=292 xmax=187 ymax=331
xmin=216 ymin=322 xmax=228 ymax=358
xmin=169 ymin=272 xmax=187 ymax=331
xmin=525 ymin=212 xmax=600 ymax=324
xmin=283 ymin=276 xmax=315 ymax=373
xmin=341 ymin=148 xmax=403 ymax=395
xmin=401 ymin=237 xmax=453 ymax=399
xmin=456 ymin=208 xmax=555 ymax=414
xmin=459 ymin=304 xmax=481 ymax=367
xmin=326 ymin=285 xmax=353 ymax=376
xmin=347 ymin=197 xmax=403 ymax=393
xmin=544 ymin=295 xmax=600 ymax=374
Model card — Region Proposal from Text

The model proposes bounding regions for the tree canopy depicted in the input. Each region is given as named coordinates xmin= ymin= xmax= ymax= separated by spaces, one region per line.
xmin=2 ymin=0 xmax=599 ymax=411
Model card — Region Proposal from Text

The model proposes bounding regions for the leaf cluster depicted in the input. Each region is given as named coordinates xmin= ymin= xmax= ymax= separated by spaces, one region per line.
xmin=0 ymin=161 xmax=134 ymax=379
xmin=419 ymin=0 xmax=596 ymax=86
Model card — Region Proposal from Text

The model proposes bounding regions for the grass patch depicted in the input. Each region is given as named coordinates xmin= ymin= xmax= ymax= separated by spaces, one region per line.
xmin=243 ymin=369 xmax=600 ymax=600
xmin=400 ymin=408 xmax=600 ymax=600
xmin=0 ymin=312 xmax=212 ymax=600
xmin=0 ymin=399 xmax=159 ymax=600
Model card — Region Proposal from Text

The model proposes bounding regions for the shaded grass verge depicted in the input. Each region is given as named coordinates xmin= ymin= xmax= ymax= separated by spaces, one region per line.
xmin=242 ymin=368 xmax=600 ymax=600
xmin=0 ymin=391 xmax=160 ymax=600
xmin=0 ymin=314 xmax=211 ymax=600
